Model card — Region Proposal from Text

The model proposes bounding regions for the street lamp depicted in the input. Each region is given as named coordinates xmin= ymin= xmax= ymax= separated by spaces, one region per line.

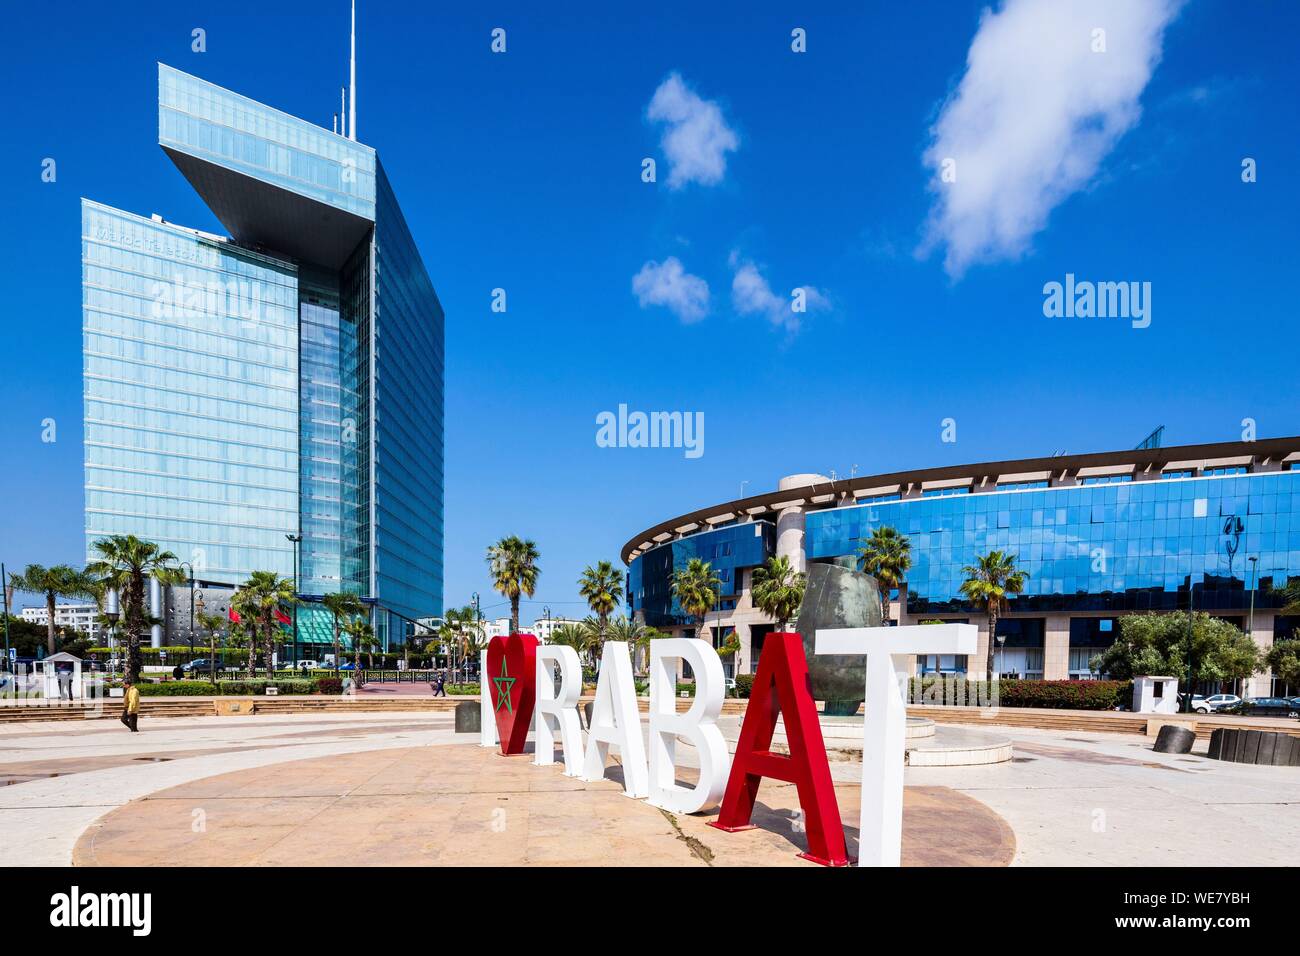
xmin=196 ymin=591 xmax=213 ymax=685
xmin=1183 ymin=572 xmax=1204 ymax=713
xmin=179 ymin=561 xmax=196 ymax=653
xmin=104 ymin=588 xmax=120 ymax=681
xmin=286 ymin=534 xmax=302 ymax=666
xmin=543 ymin=605 xmax=551 ymax=643
xmin=1247 ymin=556 xmax=1259 ymax=698
xmin=996 ymin=633 xmax=1007 ymax=680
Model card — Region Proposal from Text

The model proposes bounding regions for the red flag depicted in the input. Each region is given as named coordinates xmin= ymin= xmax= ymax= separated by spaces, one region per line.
xmin=274 ymin=608 xmax=292 ymax=626
xmin=228 ymin=606 xmax=242 ymax=624
xmin=708 ymin=632 xmax=850 ymax=866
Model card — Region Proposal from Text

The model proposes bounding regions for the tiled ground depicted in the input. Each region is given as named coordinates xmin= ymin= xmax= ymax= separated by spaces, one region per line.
xmin=71 ymin=743 xmax=1014 ymax=867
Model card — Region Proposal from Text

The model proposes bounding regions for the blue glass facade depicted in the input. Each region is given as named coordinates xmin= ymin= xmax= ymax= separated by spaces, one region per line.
xmin=84 ymin=64 xmax=443 ymax=644
xmin=82 ymin=201 xmax=300 ymax=582
xmin=159 ymin=64 xmax=376 ymax=218
xmin=629 ymin=522 xmax=774 ymax=627
xmin=806 ymin=471 xmax=1300 ymax=614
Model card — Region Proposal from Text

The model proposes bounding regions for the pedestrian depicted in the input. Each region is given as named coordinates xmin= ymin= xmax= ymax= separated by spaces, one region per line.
xmin=172 ymin=664 xmax=183 ymax=680
xmin=57 ymin=667 xmax=73 ymax=701
xmin=434 ymin=671 xmax=447 ymax=697
xmin=120 ymin=680 xmax=140 ymax=732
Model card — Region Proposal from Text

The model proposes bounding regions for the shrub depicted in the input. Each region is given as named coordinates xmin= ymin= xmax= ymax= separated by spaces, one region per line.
xmin=314 ymin=677 xmax=343 ymax=695
xmin=215 ymin=679 xmax=315 ymax=696
xmin=906 ymin=676 xmax=1132 ymax=710
xmin=445 ymin=683 xmax=479 ymax=695
xmin=135 ymin=680 xmax=216 ymax=696
xmin=734 ymin=673 xmax=755 ymax=698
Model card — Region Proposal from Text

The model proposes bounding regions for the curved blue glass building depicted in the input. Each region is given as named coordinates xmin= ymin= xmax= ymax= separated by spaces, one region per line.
xmin=82 ymin=65 xmax=443 ymax=652
xmin=623 ymin=438 xmax=1300 ymax=691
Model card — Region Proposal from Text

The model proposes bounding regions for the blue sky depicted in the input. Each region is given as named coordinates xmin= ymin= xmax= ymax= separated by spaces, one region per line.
xmin=1 ymin=0 xmax=1297 ymax=619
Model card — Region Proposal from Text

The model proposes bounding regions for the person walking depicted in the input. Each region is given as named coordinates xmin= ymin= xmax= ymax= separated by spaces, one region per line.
xmin=433 ymin=671 xmax=447 ymax=697
xmin=57 ymin=667 xmax=73 ymax=701
xmin=120 ymin=680 xmax=140 ymax=732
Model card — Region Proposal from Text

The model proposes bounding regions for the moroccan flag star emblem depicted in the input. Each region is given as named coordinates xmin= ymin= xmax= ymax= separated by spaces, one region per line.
xmin=493 ymin=659 xmax=516 ymax=713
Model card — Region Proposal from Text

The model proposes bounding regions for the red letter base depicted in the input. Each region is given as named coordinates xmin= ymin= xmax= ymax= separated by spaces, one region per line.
xmin=707 ymin=632 xmax=851 ymax=866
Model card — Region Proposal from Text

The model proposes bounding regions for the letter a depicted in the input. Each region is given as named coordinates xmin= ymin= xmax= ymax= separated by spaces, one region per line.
xmin=708 ymin=632 xmax=850 ymax=866
xmin=580 ymin=641 xmax=648 ymax=797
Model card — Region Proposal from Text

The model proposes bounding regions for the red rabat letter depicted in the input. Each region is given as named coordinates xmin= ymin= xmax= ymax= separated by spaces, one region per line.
xmin=486 ymin=633 xmax=539 ymax=755
xmin=708 ymin=632 xmax=850 ymax=866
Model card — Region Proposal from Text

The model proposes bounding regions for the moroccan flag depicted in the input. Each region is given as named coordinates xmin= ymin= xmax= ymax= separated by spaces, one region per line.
xmin=228 ymin=606 xmax=242 ymax=624
xmin=274 ymin=608 xmax=292 ymax=627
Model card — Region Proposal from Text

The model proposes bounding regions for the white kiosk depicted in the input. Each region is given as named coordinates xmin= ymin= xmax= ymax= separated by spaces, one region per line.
xmin=40 ymin=651 xmax=84 ymax=701
xmin=1132 ymin=675 xmax=1179 ymax=714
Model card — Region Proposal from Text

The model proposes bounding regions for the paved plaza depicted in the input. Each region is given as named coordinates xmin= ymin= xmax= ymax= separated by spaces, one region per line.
xmin=1 ymin=711 xmax=1297 ymax=867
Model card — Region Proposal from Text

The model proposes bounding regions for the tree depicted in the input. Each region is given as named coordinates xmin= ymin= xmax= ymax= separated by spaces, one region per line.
xmin=85 ymin=535 xmax=182 ymax=684
xmin=196 ymin=611 xmax=226 ymax=684
xmin=550 ymin=623 xmax=593 ymax=668
xmin=9 ymin=564 xmax=98 ymax=657
xmin=855 ymin=526 xmax=912 ymax=626
xmin=486 ymin=536 xmax=540 ymax=635
xmin=578 ymin=561 xmax=624 ymax=642
xmin=236 ymin=571 xmax=297 ymax=678
xmin=958 ymin=550 xmax=1028 ymax=678
xmin=322 ymin=591 xmax=366 ymax=673
xmin=1265 ymin=639 xmax=1300 ymax=691
xmin=671 ymin=558 xmax=722 ymax=643
xmin=1274 ymin=579 xmax=1300 ymax=617
xmin=345 ymin=618 xmax=377 ymax=668
xmin=1092 ymin=612 xmax=1261 ymax=687
xmin=751 ymin=555 xmax=806 ymax=631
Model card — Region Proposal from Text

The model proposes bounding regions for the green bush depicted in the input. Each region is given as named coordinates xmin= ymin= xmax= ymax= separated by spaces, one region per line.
xmin=906 ymin=676 xmax=1132 ymax=710
xmin=215 ymin=679 xmax=315 ymax=696
xmin=734 ymin=673 xmax=755 ymax=698
xmin=314 ymin=677 xmax=343 ymax=695
xmin=136 ymin=681 xmax=216 ymax=696
xmin=445 ymin=683 xmax=479 ymax=695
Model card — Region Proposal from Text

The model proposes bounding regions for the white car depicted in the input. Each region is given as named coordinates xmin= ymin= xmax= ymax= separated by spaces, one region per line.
xmin=1196 ymin=694 xmax=1241 ymax=713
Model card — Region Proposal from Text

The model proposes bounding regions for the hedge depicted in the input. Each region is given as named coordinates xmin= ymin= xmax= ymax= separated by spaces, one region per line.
xmin=131 ymin=677 xmax=345 ymax=696
xmin=906 ymin=677 xmax=1133 ymax=710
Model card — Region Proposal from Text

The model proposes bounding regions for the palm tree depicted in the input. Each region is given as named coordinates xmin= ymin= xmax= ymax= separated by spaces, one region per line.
xmin=321 ymin=591 xmax=366 ymax=673
xmin=85 ymin=535 xmax=182 ymax=683
xmin=751 ymin=555 xmax=806 ymax=631
xmin=345 ymin=618 xmax=377 ymax=668
xmin=578 ymin=561 xmax=624 ymax=642
xmin=236 ymin=571 xmax=297 ymax=678
xmin=959 ymin=550 xmax=1029 ymax=678
xmin=10 ymin=564 xmax=98 ymax=657
xmin=671 ymin=558 xmax=722 ymax=644
xmin=486 ymin=536 xmax=540 ymax=634
xmin=550 ymin=622 xmax=592 ymax=668
xmin=856 ymin=525 xmax=912 ymax=626
xmin=196 ymin=611 xmax=226 ymax=684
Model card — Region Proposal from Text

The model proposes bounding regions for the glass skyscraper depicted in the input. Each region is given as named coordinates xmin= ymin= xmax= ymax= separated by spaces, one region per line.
xmin=83 ymin=64 xmax=444 ymax=647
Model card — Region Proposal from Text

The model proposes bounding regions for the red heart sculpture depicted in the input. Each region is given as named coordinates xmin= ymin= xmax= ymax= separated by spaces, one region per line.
xmin=486 ymin=633 xmax=539 ymax=755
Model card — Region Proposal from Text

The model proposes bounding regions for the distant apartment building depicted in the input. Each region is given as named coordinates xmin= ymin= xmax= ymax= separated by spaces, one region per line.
xmin=19 ymin=604 xmax=105 ymax=642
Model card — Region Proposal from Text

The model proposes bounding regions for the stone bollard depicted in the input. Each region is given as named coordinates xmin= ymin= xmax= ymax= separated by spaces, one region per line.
xmin=1152 ymin=724 xmax=1195 ymax=754
xmin=455 ymin=700 xmax=481 ymax=734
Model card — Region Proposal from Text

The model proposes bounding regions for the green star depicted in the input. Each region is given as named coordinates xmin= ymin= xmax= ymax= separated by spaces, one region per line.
xmin=492 ymin=658 xmax=516 ymax=714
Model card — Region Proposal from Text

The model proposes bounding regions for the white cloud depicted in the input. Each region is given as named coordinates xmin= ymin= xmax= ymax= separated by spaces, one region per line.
xmin=632 ymin=257 xmax=710 ymax=323
xmin=647 ymin=73 xmax=739 ymax=189
xmin=729 ymin=254 xmax=828 ymax=335
xmin=920 ymin=0 xmax=1183 ymax=277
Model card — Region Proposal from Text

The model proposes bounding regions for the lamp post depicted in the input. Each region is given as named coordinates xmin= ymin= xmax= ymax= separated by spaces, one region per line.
xmin=1 ymin=562 xmax=12 ymax=681
xmin=996 ymin=633 xmax=1007 ymax=680
xmin=104 ymin=588 xmax=120 ymax=682
xmin=1183 ymin=573 xmax=1204 ymax=713
xmin=179 ymin=561 xmax=196 ymax=653
xmin=286 ymin=534 xmax=302 ymax=667
xmin=196 ymin=591 xmax=212 ymax=685
xmin=543 ymin=605 xmax=551 ymax=642
xmin=1247 ymin=556 xmax=1259 ymax=698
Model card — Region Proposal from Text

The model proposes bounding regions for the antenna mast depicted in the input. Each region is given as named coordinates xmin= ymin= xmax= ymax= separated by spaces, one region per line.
xmin=348 ymin=0 xmax=357 ymax=140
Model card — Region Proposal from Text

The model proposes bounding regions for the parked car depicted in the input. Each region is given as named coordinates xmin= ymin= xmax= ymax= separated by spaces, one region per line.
xmin=338 ymin=662 xmax=356 ymax=671
xmin=1225 ymin=697 xmax=1300 ymax=718
xmin=182 ymin=658 xmax=223 ymax=673
xmin=295 ymin=659 xmax=321 ymax=670
xmin=1197 ymin=693 xmax=1241 ymax=713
